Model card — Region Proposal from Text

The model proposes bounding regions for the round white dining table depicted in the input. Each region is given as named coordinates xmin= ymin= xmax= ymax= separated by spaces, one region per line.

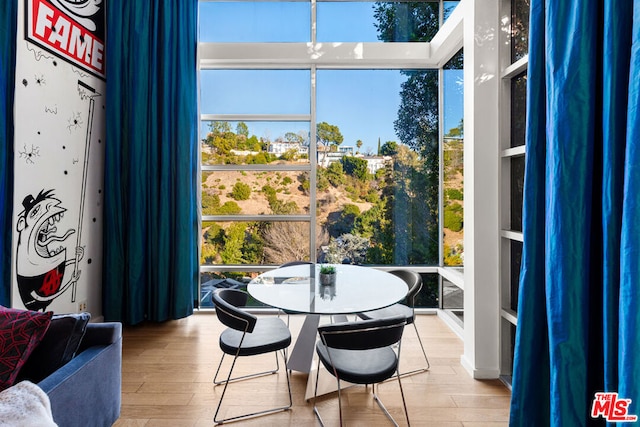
xmin=247 ymin=263 xmax=409 ymax=378
xmin=247 ymin=263 xmax=409 ymax=315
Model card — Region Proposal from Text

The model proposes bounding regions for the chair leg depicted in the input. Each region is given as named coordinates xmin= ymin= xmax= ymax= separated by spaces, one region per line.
xmin=213 ymin=350 xmax=281 ymax=385
xmin=313 ymin=368 xmax=344 ymax=427
xmin=277 ymin=309 xmax=290 ymax=327
xmin=372 ymin=373 xmax=411 ymax=427
xmin=392 ymin=321 xmax=429 ymax=379
xmin=412 ymin=321 xmax=430 ymax=370
xmin=214 ymin=349 xmax=292 ymax=425
xmin=312 ymin=363 xmax=326 ymax=426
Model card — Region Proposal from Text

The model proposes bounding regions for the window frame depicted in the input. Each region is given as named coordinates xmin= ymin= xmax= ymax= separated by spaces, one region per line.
xmin=499 ymin=0 xmax=529 ymax=385
xmin=197 ymin=0 xmax=464 ymax=309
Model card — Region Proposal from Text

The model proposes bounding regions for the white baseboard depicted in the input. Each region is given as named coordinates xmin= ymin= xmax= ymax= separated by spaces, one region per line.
xmin=460 ymin=355 xmax=500 ymax=379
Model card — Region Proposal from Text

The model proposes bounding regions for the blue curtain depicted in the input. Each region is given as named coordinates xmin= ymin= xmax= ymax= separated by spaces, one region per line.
xmin=104 ymin=1 xmax=199 ymax=324
xmin=0 ymin=1 xmax=17 ymax=307
xmin=510 ymin=1 xmax=640 ymax=425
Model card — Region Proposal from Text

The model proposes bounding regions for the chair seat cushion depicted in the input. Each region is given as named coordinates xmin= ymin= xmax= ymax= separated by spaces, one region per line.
xmin=316 ymin=342 xmax=398 ymax=385
xmin=358 ymin=304 xmax=413 ymax=324
xmin=219 ymin=317 xmax=291 ymax=357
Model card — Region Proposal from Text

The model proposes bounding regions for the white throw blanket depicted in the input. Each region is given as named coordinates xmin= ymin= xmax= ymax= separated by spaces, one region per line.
xmin=0 ymin=381 xmax=57 ymax=427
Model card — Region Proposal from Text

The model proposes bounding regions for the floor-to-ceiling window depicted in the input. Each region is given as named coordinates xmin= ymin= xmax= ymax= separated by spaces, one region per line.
xmin=440 ymin=47 xmax=464 ymax=325
xmin=499 ymin=0 xmax=529 ymax=385
xmin=198 ymin=0 xmax=461 ymax=308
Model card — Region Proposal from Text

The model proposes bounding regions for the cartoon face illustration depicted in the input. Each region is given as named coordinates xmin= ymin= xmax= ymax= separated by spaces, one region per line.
xmin=16 ymin=189 xmax=83 ymax=311
xmin=49 ymin=0 xmax=103 ymax=31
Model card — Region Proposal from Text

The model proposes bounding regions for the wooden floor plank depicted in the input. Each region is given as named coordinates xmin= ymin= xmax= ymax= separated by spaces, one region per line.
xmin=114 ymin=312 xmax=511 ymax=426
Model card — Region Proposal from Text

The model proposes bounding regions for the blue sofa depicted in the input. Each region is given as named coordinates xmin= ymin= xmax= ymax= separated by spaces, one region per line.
xmin=37 ymin=322 xmax=122 ymax=427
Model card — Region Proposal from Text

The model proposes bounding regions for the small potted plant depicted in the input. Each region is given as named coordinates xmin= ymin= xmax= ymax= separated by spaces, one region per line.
xmin=319 ymin=265 xmax=336 ymax=285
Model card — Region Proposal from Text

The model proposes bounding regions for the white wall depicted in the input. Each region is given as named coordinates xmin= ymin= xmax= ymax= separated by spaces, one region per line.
xmin=10 ymin=0 xmax=105 ymax=318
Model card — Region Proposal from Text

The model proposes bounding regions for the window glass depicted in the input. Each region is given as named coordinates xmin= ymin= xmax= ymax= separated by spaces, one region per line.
xmin=201 ymin=221 xmax=310 ymax=266
xmin=443 ymin=1 xmax=460 ymax=21
xmin=510 ymin=72 xmax=527 ymax=147
xmin=199 ymin=2 xmax=310 ymax=42
xmin=202 ymin=171 xmax=310 ymax=216
xmin=201 ymin=120 xmax=310 ymax=165
xmin=316 ymin=69 xmax=440 ymax=266
xmin=417 ymin=273 xmax=439 ymax=308
xmin=501 ymin=318 xmax=516 ymax=378
xmin=511 ymin=0 xmax=530 ymax=62
xmin=442 ymin=278 xmax=464 ymax=323
xmin=443 ymin=49 xmax=464 ymax=267
xmin=317 ymin=2 xmax=378 ymax=42
xmin=510 ymin=239 xmax=523 ymax=312
xmin=317 ymin=1 xmax=440 ymax=42
xmin=200 ymin=70 xmax=310 ymax=115
xmin=510 ymin=155 xmax=524 ymax=232
xmin=200 ymin=270 xmax=268 ymax=308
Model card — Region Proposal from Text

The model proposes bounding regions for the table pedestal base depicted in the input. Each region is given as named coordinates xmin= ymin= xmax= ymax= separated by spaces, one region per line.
xmin=286 ymin=314 xmax=350 ymax=373
xmin=286 ymin=314 xmax=353 ymax=400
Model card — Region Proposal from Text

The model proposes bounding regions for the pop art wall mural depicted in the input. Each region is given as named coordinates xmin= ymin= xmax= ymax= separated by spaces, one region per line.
xmin=11 ymin=0 xmax=105 ymax=314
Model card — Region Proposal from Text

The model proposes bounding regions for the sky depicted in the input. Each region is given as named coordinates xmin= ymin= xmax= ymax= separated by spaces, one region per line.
xmin=199 ymin=2 xmax=463 ymax=154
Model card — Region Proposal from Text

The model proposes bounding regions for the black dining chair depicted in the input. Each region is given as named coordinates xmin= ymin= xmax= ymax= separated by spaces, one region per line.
xmin=313 ymin=315 xmax=410 ymax=426
xmin=357 ymin=269 xmax=430 ymax=377
xmin=211 ymin=288 xmax=292 ymax=425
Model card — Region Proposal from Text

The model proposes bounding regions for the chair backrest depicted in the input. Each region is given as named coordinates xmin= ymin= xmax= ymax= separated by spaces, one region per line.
xmin=212 ymin=288 xmax=257 ymax=333
xmin=390 ymin=269 xmax=423 ymax=307
xmin=318 ymin=316 xmax=406 ymax=351
xmin=280 ymin=261 xmax=312 ymax=267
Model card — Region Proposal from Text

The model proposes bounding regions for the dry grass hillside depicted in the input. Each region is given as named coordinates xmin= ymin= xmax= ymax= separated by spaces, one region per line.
xmin=203 ymin=170 xmax=372 ymax=226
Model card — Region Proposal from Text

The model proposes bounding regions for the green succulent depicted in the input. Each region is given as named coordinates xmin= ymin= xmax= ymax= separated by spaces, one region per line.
xmin=320 ymin=265 xmax=336 ymax=274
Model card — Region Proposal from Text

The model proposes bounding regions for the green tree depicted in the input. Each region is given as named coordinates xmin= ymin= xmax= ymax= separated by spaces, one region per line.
xmin=201 ymin=192 xmax=221 ymax=215
xmin=231 ymin=182 xmax=251 ymax=200
xmin=316 ymin=167 xmax=329 ymax=191
xmin=210 ymin=121 xmax=232 ymax=134
xmin=236 ymin=122 xmax=249 ymax=137
xmin=246 ymin=152 xmax=273 ymax=164
xmin=317 ymin=122 xmax=344 ymax=162
xmin=353 ymin=202 xmax=383 ymax=238
xmin=341 ymin=156 xmax=369 ymax=181
xmin=379 ymin=140 xmax=399 ymax=156
xmin=285 ymin=132 xmax=305 ymax=144
xmin=368 ymin=3 xmax=442 ymax=265
xmin=241 ymin=222 xmax=264 ymax=264
xmin=216 ymin=201 xmax=242 ymax=215
xmin=206 ymin=127 xmax=237 ymax=155
xmin=356 ymin=139 xmax=363 ymax=153
xmin=373 ymin=2 xmax=440 ymax=42
xmin=220 ymin=223 xmax=247 ymax=264
xmin=328 ymin=204 xmax=361 ymax=237
xmin=246 ymin=135 xmax=261 ymax=151
xmin=279 ymin=149 xmax=299 ymax=161
xmin=325 ymin=161 xmax=345 ymax=187
xmin=445 ymin=188 xmax=463 ymax=201
xmin=270 ymin=200 xmax=299 ymax=215
xmin=262 ymin=184 xmax=277 ymax=203
xmin=444 ymin=203 xmax=463 ymax=232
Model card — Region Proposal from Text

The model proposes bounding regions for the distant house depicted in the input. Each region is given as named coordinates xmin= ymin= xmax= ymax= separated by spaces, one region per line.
xmin=337 ymin=146 xmax=354 ymax=156
xmin=317 ymin=145 xmax=390 ymax=174
xmin=361 ymin=155 xmax=391 ymax=175
xmin=230 ymin=149 xmax=260 ymax=156
xmin=268 ymin=142 xmax=307 ymax=155
xmin=317 ymin=146 xmax=346 ymax=168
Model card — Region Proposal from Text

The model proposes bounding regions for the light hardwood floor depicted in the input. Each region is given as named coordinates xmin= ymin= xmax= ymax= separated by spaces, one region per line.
xmin=113 ymin=312 xmax=511 ymax=427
